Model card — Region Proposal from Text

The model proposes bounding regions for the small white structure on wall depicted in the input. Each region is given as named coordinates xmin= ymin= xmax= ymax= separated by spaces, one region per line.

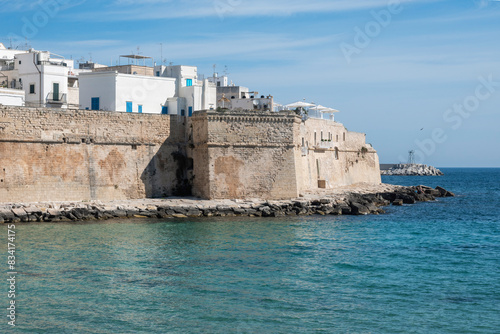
xmin=0 ymin=87 xmax=25 ymax=106
xmin=79 ymin=71 xmax=176 ymax=113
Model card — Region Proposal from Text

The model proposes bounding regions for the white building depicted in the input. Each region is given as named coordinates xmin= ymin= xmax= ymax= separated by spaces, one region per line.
xmin=0 ymin=45 xmax=75 ymax=108
xmin=0 ymin=43 xmax=28 ymax=106
xmin=154 ymin=65 xmax=216 ymax=115
xmin=79 ymin=71 xmax=176 ymax=113
xmin=209 ymin=75 xmax=274 ymax=111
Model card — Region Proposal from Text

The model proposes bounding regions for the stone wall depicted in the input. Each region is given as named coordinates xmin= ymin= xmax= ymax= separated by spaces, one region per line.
xmin=0 ymin=106 xmax=187 ymax=202
xmin=0 ymin=107 xmax=381 ymax=203
xmin=190 ymin=111 xmax=381 ymax=200
xmin=191 ymin=111 xmax=300 ymax=199
xmin=296 ymin=118 xmax=381 ymax=193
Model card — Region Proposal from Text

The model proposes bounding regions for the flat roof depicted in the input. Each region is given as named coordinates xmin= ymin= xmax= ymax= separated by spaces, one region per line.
xmin=120 ymin=55 xmax=152 ymax=59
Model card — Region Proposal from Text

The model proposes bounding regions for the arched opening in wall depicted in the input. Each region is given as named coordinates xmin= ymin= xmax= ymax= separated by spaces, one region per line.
xmin=343 ymin=132 xmax=346 ymax=141
xmin=335 ymin=147 xmax=339 ymax=160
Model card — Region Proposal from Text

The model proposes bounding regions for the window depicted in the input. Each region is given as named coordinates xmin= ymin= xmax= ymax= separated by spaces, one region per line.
xmin=217 ymin=82 xmax=221 ymax=87
xmin=156 ymin=71 xmax=160 ymax=77
xmin=19 ymin=61 xmax=21 ymax=65
xmin=314 ymin=132 xmax=317 ymax=145
xmin=186 ymin=79 xmax=193 ymax=87
xmin=335 ymin=148 xmax=339 ymax=160
xmin=126 ymin=101 xmax=133 ymax=113
xmin=343 ymin=132 xmax=346 ymax=141
xmin=181 ymin=109 xmax=185 ymax=116
xmin=336 ymin=135 xmax=339 ymax=142
xmin=188 ymin=106 xmax=193 ymax=117
xmin=53 ymin=83 xmax=60 ymax=101
xmin=161 ymin=106 xmax=168 ymax=114
xmin=29 ymin=84 xmax=35 ymax=94
xmin=138 ymin=105 xmax=143 ymax=113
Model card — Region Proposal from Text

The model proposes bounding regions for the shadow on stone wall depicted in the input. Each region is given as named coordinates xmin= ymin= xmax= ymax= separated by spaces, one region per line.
xmin=140 ymin=115 xmax=192 ymax=198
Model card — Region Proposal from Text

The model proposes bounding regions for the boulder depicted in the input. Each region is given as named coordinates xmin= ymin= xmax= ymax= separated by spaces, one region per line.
xmin=350 ymin=203 xmax=370 ymax=215
xmin=392 ymin=199 xmax=404 ymax=206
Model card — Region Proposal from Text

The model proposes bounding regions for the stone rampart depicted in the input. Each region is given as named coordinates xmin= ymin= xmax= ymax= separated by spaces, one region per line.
xmin=191 ymin=111 xmax=300 ymax=199
xmin=0 ymin=106 xmax=187 ymax=202
xmin=191 ymin=111 xmax=381 ymax=200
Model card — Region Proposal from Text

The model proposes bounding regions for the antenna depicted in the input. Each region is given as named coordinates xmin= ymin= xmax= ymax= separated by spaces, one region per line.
xmin=223 ymin=65 xmax=229 ymax=76
xmin=159 ymin=43 xmax=167 ymax=65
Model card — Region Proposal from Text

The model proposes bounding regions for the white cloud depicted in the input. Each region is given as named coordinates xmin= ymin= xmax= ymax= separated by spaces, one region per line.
xmin=66 ymin=0 xmax=430 ymax=21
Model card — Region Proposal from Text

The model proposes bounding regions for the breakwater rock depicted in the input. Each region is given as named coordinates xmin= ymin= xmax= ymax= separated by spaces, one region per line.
xmin=0 ymin=185 xmax=454 ymax=223
xmin=381 ymin=164 xmax=443 ymax=176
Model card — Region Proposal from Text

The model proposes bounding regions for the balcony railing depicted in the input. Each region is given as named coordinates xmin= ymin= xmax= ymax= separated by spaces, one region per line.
xmin=46 ymin=92 xmax=67 ymax=104
xmin=318 ymin=141 xmax=334 ymax=149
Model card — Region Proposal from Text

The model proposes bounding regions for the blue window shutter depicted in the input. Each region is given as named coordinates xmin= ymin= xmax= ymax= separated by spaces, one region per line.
xmin=126 ymin=101 xmax=133 ymax=113
xmin=138 ymin=105 xmax=143 ymax=113
xmin=186 ymin=79 xmax=192 ymax=87
xmin=188 ymin=106 xmax=193 ymax=117
xmin=162 ymin=106 xmax=168 ymax=114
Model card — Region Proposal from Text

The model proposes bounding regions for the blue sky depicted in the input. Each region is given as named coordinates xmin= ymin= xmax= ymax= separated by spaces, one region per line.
xmin=1 ymin=0 xmax=500 ymax=167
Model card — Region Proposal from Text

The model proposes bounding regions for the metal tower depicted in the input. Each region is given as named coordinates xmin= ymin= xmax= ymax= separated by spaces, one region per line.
xmin=407 ymin=150 xmax=416 ymax=165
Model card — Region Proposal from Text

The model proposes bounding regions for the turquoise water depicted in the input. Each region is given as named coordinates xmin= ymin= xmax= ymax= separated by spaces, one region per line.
xmin=2 ymin=168 xmax=499 ymax=333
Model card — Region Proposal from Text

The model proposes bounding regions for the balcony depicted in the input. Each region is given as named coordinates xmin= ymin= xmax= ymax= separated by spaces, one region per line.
xmin=46 ymin=92 xmax=67 ymax=104
xmin=318 ymin=140 xmax=334 ymax=149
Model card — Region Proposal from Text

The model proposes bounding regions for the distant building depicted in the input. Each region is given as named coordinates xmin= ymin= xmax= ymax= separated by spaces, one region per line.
xmin=79 ymin=71 xmax=176 ymax=114
xmin=208 ymin=73 xmax=273 ymax=111
xmin=0 ymin=45 xmax=75 ymax=108
xmin=79 ymin=63 xmax=216 ymax=115
xmin=0 ymin=43 xmax=28 ymax=106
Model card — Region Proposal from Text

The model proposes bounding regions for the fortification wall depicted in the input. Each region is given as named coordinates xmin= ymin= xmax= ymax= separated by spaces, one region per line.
xmin=0 ymin=106 xmax=186 ymax=202
xmin=296 ymin=118 xmax=381 ymax=193
xmin=191 ymin=111 xmax=300 ymax=199
xmin=191 ymin=111 xmax=381 ymax=200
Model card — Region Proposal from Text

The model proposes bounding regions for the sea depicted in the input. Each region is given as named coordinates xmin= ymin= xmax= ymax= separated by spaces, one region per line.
xmin=1 ymin=168 xmax=499 ymax=333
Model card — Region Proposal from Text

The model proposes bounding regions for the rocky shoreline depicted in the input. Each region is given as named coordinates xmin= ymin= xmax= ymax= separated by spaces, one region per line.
xmin=381 ymin=164 xmax=444 ymax=176
xmin=0 ymin=185 xmax=455 ymax=223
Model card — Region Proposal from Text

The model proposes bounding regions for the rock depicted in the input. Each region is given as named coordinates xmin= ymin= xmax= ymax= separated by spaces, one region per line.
xmin=172 ymin=214 xmax=187 ymax=218
xmin=233 ymin=208 xmax=246 ymax=215
xmin=392 ymin=199 xmax=404 ymax=206
xmin=111 ymin=210 xmax=128 ymax=218
xmin=186 ymin=209 xmax=202 ymax=217
xmin=382 ymin=164 xmax=443 ymax=176
xmin=397 ymin=193 xmax=416 ymax=204
xmin=11 ymin=208 xmax=28 ymax=219
xmin=47 ymin=209 xmax=61 ymax=218
xmin=350 ymin=203 xmax=370 ymax=215
xmin=435 ymin=186 xmax=455 ymax=197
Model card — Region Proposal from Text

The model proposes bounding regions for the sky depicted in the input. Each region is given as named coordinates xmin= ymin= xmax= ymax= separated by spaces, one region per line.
xmin=1 ymin=0 xmax=499 ymax=167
